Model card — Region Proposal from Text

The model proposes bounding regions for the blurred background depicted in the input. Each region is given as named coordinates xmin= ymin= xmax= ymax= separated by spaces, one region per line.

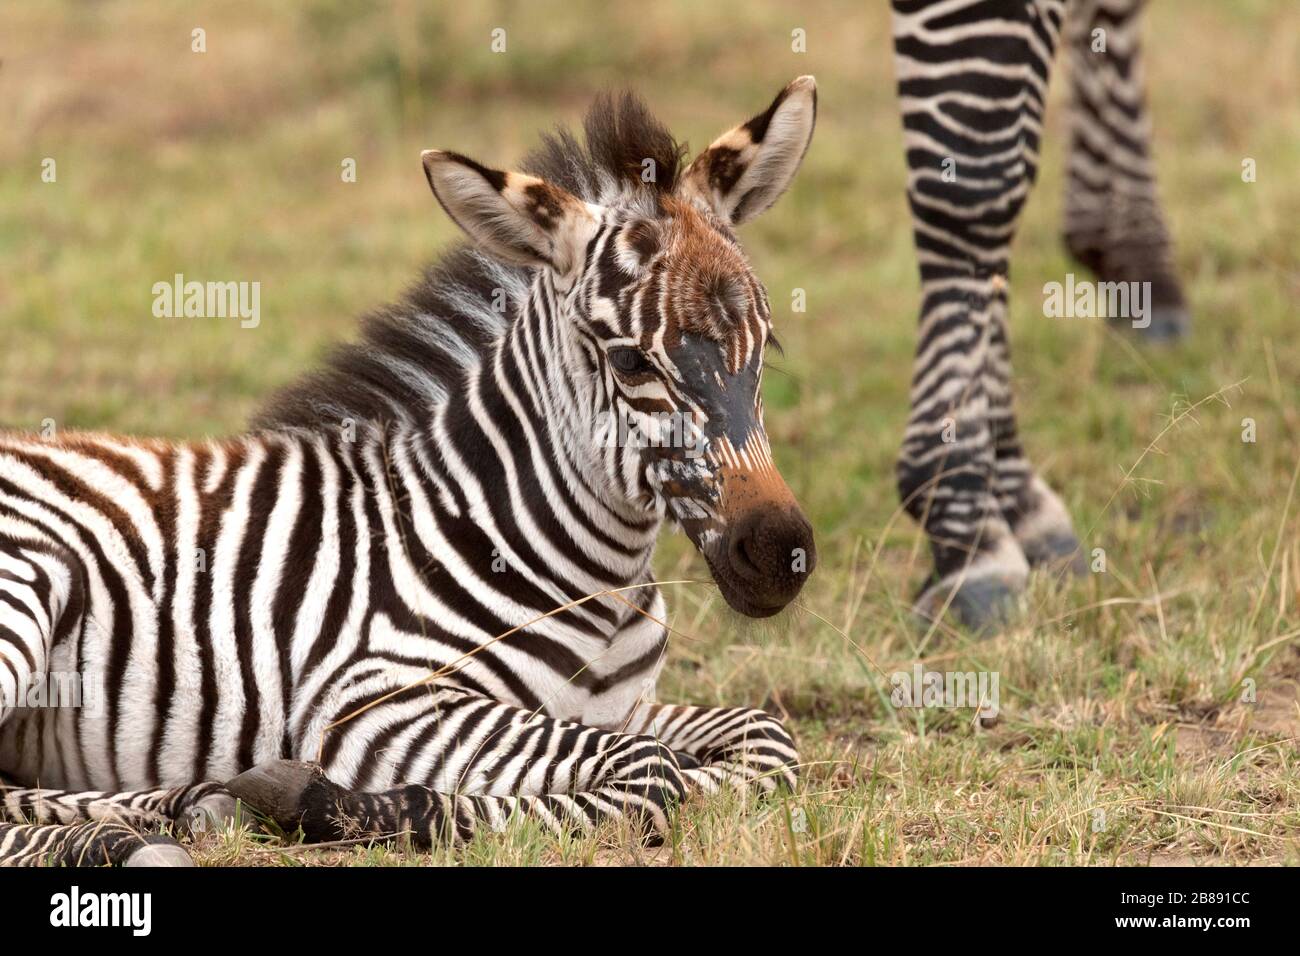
xmin=2 ymin=1 xmax=1298 ymax=864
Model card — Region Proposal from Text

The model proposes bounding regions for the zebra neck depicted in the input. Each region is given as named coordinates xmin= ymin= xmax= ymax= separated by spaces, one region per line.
xmin=408 ymin=279 xmax=663 ymax=617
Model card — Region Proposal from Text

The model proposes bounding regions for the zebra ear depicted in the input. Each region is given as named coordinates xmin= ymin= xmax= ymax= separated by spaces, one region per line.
xmin=421 ymin=150 xmax=597 ymax=275
xmin=682 ymin=76 xmax=817 ymax=226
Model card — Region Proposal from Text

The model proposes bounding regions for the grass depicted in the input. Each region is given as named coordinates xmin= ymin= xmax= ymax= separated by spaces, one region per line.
xmin=2 ymin=0 xmax=1298 ymax=866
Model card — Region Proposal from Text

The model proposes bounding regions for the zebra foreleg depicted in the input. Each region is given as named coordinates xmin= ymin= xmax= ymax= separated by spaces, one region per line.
xmin=0 ymin=819 xmax=193 ymax=867
xmin=891 ymin=0 xmax=1088 ymax=630
xmin=622 ymin=703 xmax=799 ymax=796
xmin=226 ymin=690 xmax=689 ymax=848
xmin=895 ymin=287 xmax=1031 ymax=633
xmin=0 ymin=774 xmax=241 ymax=866
xmin=227 ymin=750 xmax=684 ymax=849
xmin=0 ymin=779 xmax=240 ymax=836
xmin=0 ymin=772 xmax=203 ymax=866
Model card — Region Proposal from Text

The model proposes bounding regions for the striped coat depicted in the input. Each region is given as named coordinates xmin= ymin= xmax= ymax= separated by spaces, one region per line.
xmin=889 ymin=0 xmax=1187 ymax=631
xmin=0 ymin=78 xmax=818 ymax=866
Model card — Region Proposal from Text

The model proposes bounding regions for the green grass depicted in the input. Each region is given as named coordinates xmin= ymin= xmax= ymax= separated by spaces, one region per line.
xmin=3 ymin=0 xmax=1298 ymax=865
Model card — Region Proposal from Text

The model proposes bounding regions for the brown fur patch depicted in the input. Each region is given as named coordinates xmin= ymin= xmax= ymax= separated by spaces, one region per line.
xmin=521 ymin=181 xmax=570 ymax=231
xmin=657 ymin=196 xmax=761 ymax=350
xmin=716 ymin=459 xmax=798 ymax=519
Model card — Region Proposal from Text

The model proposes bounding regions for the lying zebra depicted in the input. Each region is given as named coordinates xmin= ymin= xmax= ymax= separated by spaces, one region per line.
xmin=0 ymin=78 xmax=819 ymax=865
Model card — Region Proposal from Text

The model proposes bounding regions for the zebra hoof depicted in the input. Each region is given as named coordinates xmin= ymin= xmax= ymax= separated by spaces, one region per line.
xmin=124 ymin=836 xmax=195 ymax=867
xmin=915 ymin=573 xmax=1022 ymax=636
xmin=1133 ymin=304 xmax=1190 ymax=343
xmin=1021 ymin=531 xmax=1088 ymax=577
xmin=184 ymin=791 xmax=241 ymax=836
xmin=226 ymin=759 xmax=337 ymax=838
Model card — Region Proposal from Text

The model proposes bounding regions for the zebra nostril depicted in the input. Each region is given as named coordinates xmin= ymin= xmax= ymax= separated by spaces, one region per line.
xmin=731 ymin=533 xmax=763 ymax=580
xmin=728 ymin=513 xmax=765 ymax=582
xmin=724 ymin=508 xmax=817 ymax=604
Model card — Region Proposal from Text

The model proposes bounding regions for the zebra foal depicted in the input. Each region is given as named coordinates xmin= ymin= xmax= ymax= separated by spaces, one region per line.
xmin=0 ymin=78 xmax=819 ymax=865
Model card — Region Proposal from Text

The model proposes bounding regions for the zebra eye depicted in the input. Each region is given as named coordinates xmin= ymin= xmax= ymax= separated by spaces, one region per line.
xmin=609 ymin=347 xmax=652 ymax=376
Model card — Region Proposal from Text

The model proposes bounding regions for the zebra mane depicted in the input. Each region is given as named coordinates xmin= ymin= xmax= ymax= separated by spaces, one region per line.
xmin=253 ymin=92 xmax=686 ymax=431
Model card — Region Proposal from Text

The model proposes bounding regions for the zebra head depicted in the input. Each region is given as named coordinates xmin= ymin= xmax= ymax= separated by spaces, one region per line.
xmin=421 ymin=77 xmax=818 ymax=618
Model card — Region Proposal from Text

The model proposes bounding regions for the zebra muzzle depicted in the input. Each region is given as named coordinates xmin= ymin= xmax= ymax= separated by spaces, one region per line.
xmin=701 ymin=464 xmax=816 ymax=618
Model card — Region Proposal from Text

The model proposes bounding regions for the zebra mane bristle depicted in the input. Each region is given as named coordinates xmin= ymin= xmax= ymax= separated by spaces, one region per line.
xmin=524 ymin=90 xmax=687 ymax=205
xmin=253 ymin=91 xmax=686 ymax=433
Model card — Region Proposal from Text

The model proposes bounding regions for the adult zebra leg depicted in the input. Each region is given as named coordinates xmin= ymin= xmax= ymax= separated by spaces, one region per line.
xmin=1064 ymin=0 xmax=1189 ymax=341
xmin=621 ymin=703 xmax=798 ymax=796
xmin=892 ymin=0 xmax=1083 ymax=630
xmin=896 ymin=277 xmax=1030 ymax=630
xmin=225 ymin=688 xmax=688 ymax=848
xmin=988 ymin=289 xmax=1087 ymax=576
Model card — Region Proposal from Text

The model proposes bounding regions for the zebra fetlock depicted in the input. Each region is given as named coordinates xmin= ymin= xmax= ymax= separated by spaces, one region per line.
xmin=1002 ymin=475 xmax=1087 ymax=578
xmin=912 ymin=532 xmax=1030 ymax=635
xmin=1066 ymin=237 xmax=1190 ymax=342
